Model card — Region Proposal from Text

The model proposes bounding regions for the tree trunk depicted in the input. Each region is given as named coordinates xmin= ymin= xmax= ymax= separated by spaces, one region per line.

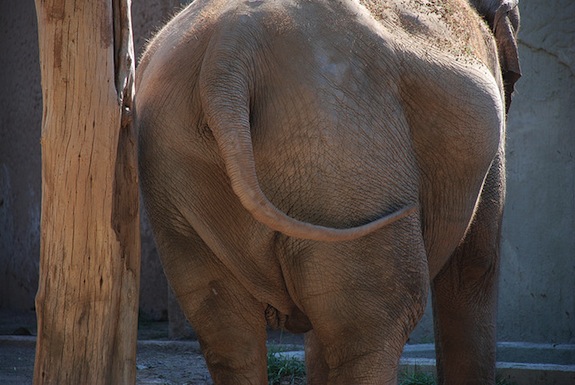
xmin=33 ymin=0 xmax=140 ymax=384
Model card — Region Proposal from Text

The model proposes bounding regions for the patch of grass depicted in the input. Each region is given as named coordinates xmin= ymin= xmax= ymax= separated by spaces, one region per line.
xmin=496 ymin=376 xmax=518 ymax=385
xmin=265 ymin=351 xmax=515 ymax=385
xmin=267 ymin=350 xmax=306 ymax=385
xmin=399 ymin=370 xmax=436 ymax=385
xmin=397 ymin=371 xmax=518 ymax=385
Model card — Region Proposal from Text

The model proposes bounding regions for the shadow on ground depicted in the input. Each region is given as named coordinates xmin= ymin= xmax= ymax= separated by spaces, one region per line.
xmin=0 ymin=310 xmax=304 ymax=385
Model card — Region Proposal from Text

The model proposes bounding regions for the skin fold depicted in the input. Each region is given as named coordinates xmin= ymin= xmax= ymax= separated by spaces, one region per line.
xmin=136 ymin=0 xmax=519 ymax=384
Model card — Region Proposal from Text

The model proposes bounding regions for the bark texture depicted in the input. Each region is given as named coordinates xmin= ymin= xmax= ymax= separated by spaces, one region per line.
xmin=33 ymin=0 xmax=140 ymax=384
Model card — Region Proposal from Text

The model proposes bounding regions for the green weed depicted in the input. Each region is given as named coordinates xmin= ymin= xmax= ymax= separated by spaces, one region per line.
xmin=267 ymin=350 xmax=306 ymax=385
xmin=399 ymin=370 xmax=436 ymax=385
xmin=266 ymin=351 xmax=516 ymax=385
xmin=496 ymin=376 xmax=518 ymax=385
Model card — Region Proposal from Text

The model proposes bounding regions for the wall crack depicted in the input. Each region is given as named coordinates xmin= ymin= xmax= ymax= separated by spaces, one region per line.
xmin=518 ymin=39 xmax=575 ymax=78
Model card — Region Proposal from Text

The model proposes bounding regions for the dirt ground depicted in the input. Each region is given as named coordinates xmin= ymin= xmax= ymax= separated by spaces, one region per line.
xmin=1 ymin=337 xmax=214 ymax=385
xmin=0 ymin=310 xmax=304 ymax=385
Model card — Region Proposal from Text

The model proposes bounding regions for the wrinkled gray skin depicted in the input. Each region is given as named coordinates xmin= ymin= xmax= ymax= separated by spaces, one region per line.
xmin=136 ymin=0 xmax=519 ymax=384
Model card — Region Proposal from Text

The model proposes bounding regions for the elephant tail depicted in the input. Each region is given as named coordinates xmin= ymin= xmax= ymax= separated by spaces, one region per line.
xmin=199 ymin=35 xmax=416 ymax=243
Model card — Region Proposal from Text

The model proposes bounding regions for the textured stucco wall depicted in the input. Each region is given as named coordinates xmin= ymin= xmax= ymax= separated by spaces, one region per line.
xmin=498 ymin=0 xmax=575 ymax=344
xmin=0 ymin=0 xmax=180 ymax=318
xmin=0 ymin=0 xmax=42 ymax=311
xmin=1 ymin=0 xmax=573 ymax=344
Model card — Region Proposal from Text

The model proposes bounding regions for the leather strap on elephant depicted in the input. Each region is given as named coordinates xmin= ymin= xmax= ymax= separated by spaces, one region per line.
xmin=480 ymin=0 xmax=522 ymax=113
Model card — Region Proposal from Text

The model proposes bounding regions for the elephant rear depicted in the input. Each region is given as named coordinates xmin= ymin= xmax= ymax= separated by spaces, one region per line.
xmin=136 ymin=0 xmax=512 ymax=384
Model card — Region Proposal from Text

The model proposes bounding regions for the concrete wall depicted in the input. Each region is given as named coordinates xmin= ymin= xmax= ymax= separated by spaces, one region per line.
xmin=0 ymin=0 xmax=180 ymax=318
xmin=497 ymin=0 xmax=575 ymax=344
xmin=1 ymin=0 xmax=573 ymax=344
xmin=0 ymin=0 xmax=42 ymax=311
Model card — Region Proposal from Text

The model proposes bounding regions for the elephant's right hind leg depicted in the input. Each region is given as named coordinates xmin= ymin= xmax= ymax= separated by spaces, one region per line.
xmin=155 ymin=229 xmax=268 ymax=385
xmin=291 ymin=215 xmax=428 ymax=385
xmin=304 ymin=330 xmax=329 ymax=384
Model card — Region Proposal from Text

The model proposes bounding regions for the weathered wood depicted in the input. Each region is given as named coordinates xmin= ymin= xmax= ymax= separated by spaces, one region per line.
xmin=33 ymin=0 xmax=140 ymax=384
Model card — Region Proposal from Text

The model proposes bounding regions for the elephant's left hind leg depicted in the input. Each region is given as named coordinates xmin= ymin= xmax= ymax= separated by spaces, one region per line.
xmin=432 ymin=153 xmax=505 ymax=385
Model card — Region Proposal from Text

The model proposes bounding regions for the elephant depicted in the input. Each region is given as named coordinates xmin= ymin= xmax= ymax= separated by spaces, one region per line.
xmin=135 ymin=0 xmax=520 ymax=384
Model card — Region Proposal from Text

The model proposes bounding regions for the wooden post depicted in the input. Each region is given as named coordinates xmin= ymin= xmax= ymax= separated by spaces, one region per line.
xmin=33 ymin=0 xmax=140 ymax=384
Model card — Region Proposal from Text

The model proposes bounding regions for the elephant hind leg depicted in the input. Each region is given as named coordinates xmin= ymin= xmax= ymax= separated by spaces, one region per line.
xmin=292 ymin=216 xmax=428 ymax=384
xmin=189 ymin=283 xmax=268 ymax=385
xmin=156 ymin=230 xmax=268 ymax=385
xmin=304 ymin=330 xmax=329 ymax=385
xmin=432 ymin=153 xmax=505 ymax=385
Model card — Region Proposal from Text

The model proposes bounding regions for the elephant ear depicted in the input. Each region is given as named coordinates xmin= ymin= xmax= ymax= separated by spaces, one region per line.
xmin=484 ymin=0 xmax=522 ymax=113
xmin=469 ymin=0 xmax=521 ymax=112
